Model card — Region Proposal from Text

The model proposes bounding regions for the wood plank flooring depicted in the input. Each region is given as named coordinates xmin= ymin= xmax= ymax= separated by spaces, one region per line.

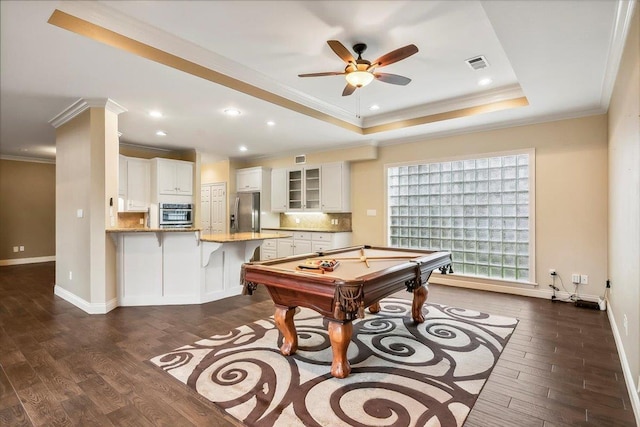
xmin=0 ymin=262 xmax=636 ymax=426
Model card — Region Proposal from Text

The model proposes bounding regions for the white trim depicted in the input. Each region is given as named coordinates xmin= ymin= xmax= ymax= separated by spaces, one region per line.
xmin=0 ymin=155 xmax=55 ymax=164
xmin=49 ymin=98 xmax=127 ymax=128
xmin=55 ymin=1 xmax=359 ymax=126
xmin=600 ymin=0 xmax=637 ymax=109
xmin=431 ymin=275 xmax=600 ymax=303
xmin=607 ymin=301 xmax=640 ymax=425
xmin=54 ymin=285 xmax=118 ymax=314
xmin=363 ymin=84 xmax=525 ymax=128
xmin=0 ymin=255 xmax=55 ymax=266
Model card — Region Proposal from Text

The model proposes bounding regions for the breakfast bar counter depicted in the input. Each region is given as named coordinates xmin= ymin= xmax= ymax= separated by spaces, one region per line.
xmin=110 ymin=230 xmax=289 ymax=307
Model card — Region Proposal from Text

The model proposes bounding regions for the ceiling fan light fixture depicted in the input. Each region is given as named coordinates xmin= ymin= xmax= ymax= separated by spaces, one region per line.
xmin=345 ymin=71 xmax=374 ymax=88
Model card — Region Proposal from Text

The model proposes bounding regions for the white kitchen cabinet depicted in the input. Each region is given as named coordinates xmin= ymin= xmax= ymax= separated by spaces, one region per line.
xmin=118 ymin=155 xmax=127 ymax=197
xmin=276 ymin=238 xmax=294 ymax=257
xmin=237 ymin=167 xmax=270 ymax=192
xmin=126 ymin=158 xmax=151 ymax=211
xmin=263 ymin=229 xmax=352 ymax=258
xmin=271 ymin=168 xmax=288 ymax=212
xmin=260 ymin=239 xmax=278 ymax=260
xmin=288 ymin=166 xmax=321 ymax=211
xmin=154 ymin=158 xmax=193 ymax=196
xmin=321 ymin=162 xmax=351 ymax=212
xmin=118 ymin=156 xmax=150 ymax=212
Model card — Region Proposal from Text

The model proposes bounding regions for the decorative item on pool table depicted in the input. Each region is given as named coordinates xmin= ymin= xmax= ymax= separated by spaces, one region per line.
xmin=297 ymin=258 xmax=339 ymax=272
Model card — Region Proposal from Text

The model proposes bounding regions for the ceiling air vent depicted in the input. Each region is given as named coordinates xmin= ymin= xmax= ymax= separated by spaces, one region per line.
xmin=465 ymin=55 xmax=489 ymax=71
xmin=294 ymin=154 xmax=306 ymax=165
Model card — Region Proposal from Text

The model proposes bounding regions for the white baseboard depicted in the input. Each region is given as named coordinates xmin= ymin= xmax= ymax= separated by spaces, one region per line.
xmin=430 ymin=275 xmax=600 ymax=302
xmin=0 ymin=255 xmax=55 ymax=266
xmin=54 ymin=285 xmax=117 ymax=314
xmin=607 ymin=301 xmax=640 ymax=425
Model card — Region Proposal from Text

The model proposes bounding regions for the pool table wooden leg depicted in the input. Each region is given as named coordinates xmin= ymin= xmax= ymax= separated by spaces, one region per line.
xmin=328 ymin=321 xmax=353 ymax=378
xmin=274 ymin=306 xmax=298 ymax=356
xmin=412 ymin=285 xmax=428 ymax=323
xmin=368 ymin=302 xmax=381 ymax=313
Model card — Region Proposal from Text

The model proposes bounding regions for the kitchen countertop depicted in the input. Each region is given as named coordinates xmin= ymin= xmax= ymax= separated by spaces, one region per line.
xmin=106 ymin=228 xmax=201 ymax=233
xmin=261 ymin=227 xmax=353 ymax=233
xmin=200 ymin=232 xmax=290 ymax=243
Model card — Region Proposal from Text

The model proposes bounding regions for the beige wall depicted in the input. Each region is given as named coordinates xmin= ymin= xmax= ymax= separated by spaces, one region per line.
xmin=201 ymin=159 xmax=230 ymax=184
xmin=55 ymin=107 xmax=119 ymax=307
xmin=249 ymin=115 xmax=609 ymax=301
xmin=608 ymin=5 xmax=639 ymax=409
xmin=0 ymin=159 xmax=56 ymax=260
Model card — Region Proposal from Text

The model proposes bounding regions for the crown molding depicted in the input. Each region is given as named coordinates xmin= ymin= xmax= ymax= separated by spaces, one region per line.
xmin=0 ymin=155 xmax=56 ymax=164
xmin=53 ymin=1 xmax=360 ymax=127
xmin=49 ymin=98 xmax=127 ymax=128
xmin=362 ymin=84 xmax=525 ymax=128
xmin=600 ymin=0 xmax=637 ymax=109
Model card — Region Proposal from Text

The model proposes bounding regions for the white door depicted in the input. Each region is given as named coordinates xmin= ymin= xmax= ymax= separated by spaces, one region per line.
xmin=210 ymin=182 xmax=226 ymax=234
xmin=201 ymin=185 xmax=211 ymax=233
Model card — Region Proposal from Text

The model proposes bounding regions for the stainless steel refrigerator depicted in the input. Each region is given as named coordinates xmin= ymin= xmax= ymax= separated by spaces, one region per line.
xmin=231 ymin=192 xmax=260 ymax=233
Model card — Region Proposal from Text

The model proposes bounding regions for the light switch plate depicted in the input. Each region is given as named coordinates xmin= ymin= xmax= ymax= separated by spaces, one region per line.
xmin=366 ymin=209 xmax=377 ymax=216
xmin=76 ymin=209 xmax=84 ymax=218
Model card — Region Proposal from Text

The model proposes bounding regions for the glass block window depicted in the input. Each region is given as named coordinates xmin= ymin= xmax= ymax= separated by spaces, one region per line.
xmin=387 ymin=151 xmax=533 ymax=282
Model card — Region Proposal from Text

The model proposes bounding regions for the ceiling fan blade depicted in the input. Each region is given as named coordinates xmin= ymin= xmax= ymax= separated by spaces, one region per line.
xmin=342 ymin=84 xmax=356 ymax=96
xmin=298 ymin=71 xmax=346 ymax=77
xmin=328 ymin=40 xmax=356 ymax=64
xmin=375 ymin=73 xmax=412 ymax=85
xmin=371 ymin=44 xmax=419 ymax=68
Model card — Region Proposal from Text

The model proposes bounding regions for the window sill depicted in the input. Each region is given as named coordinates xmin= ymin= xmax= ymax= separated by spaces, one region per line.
xmin=431 ymin=271 xmax=538 ymax=288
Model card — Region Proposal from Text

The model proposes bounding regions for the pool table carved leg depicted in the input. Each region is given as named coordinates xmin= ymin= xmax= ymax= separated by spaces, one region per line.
xmin=328 ymin=321 xmax=353 ymax=378
xmin=274 ymin=306 xmax=298 ymax=356
xmin=412 ymin=285 xmax=428 ymax=323
xmin=368 ymin=302 xmax=381 ymax=314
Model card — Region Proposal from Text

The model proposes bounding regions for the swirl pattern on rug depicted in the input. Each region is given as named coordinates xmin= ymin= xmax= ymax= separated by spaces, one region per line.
xmin=150 ymin=298 xmax=517 ymax=427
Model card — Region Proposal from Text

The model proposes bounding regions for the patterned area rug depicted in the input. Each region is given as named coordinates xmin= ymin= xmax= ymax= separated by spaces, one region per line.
xmin=150 ymin=298 xmax=517 ymax=427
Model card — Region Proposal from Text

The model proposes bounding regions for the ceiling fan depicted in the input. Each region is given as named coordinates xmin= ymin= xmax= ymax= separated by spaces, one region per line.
xmin=299 ymin=40 xmax=419 ymax=96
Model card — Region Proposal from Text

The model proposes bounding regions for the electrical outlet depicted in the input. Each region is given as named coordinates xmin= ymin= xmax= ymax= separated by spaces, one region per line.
xmin=580 ymin=274 xmax=588 ymax=285
xmin=549 ymin=268 xmax=556 ymax=276
xmin=139 ymin=218 xmax=144 ymax=225
xmin=19 ymin=246 xmax=24 ymax=252
xmin=69 ymin=271 xmax=73 ymax=281
xmin=13 ymin=246 xmax=19 ymax=253
xmin=295 ymin=218 xmax=300 ymax=224
xmin=571 ymin=274 xmax=580 ymax=284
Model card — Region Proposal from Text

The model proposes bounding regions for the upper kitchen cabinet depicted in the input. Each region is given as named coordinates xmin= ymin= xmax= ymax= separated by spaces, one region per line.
xmin=271 ymin=168 xmax=288 ymax=212
xmin=153 ymin=158 xmax=193 ymax=196
xmin=271 ymin=162 xmax=350 ymax=213
xmin=118 ymin=156 xmax=150 ymax=212
xmin=288 ymin=166 xmax=321 ymax=211
xmin=236 ymin=166 xmax=271 ymax=192
xmin=321 ymin=162 xmax=350 ymax=212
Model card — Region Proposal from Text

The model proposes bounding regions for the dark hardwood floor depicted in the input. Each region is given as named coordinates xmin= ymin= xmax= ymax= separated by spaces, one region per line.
xmin=0 ymin=262 xmax=636 ymax=426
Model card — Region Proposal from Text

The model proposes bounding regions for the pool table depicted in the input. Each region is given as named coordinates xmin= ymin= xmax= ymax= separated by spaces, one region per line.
xmin=241 ymin=245 xmax=452 ymax=378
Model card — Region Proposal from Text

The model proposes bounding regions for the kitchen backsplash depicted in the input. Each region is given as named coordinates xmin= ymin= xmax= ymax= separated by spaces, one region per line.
xmin=117 ymin=212 xmax=147 ymax=228
xmin=279 ymin=213 xmax=351 ymax=231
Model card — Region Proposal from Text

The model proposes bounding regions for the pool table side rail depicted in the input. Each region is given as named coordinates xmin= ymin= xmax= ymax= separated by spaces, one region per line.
xmin=241 ymin=246 xmax=452 ymax=320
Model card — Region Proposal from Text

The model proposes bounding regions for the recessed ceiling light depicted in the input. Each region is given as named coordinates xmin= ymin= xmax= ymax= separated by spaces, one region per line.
xmin=266 ymin=120 xmax=275 ymax=126
xmin=149 ymin=111 xmax=163 ymax=118
xmin=19 ymin=148 xmax=29 ymax=152
xmin=478 ymin=78 xmax=493 ymax=86
xmin=239 ymin=146 xmax=248 ymax=152
xmin=369 ymin=104 xmax=380 ymax=111
xmin=156 ymin=130 xmax=167 ymax=136
xmin=224 ymin=108 xmax=241 ymax=116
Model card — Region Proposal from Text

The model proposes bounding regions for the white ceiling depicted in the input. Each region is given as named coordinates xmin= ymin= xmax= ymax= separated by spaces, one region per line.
xmin=0 ymin=1 xmax=634 ymax=162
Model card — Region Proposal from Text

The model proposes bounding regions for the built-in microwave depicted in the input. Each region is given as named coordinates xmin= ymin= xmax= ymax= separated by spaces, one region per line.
xmin=159 ymin=203 xmax=193 ymax=228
